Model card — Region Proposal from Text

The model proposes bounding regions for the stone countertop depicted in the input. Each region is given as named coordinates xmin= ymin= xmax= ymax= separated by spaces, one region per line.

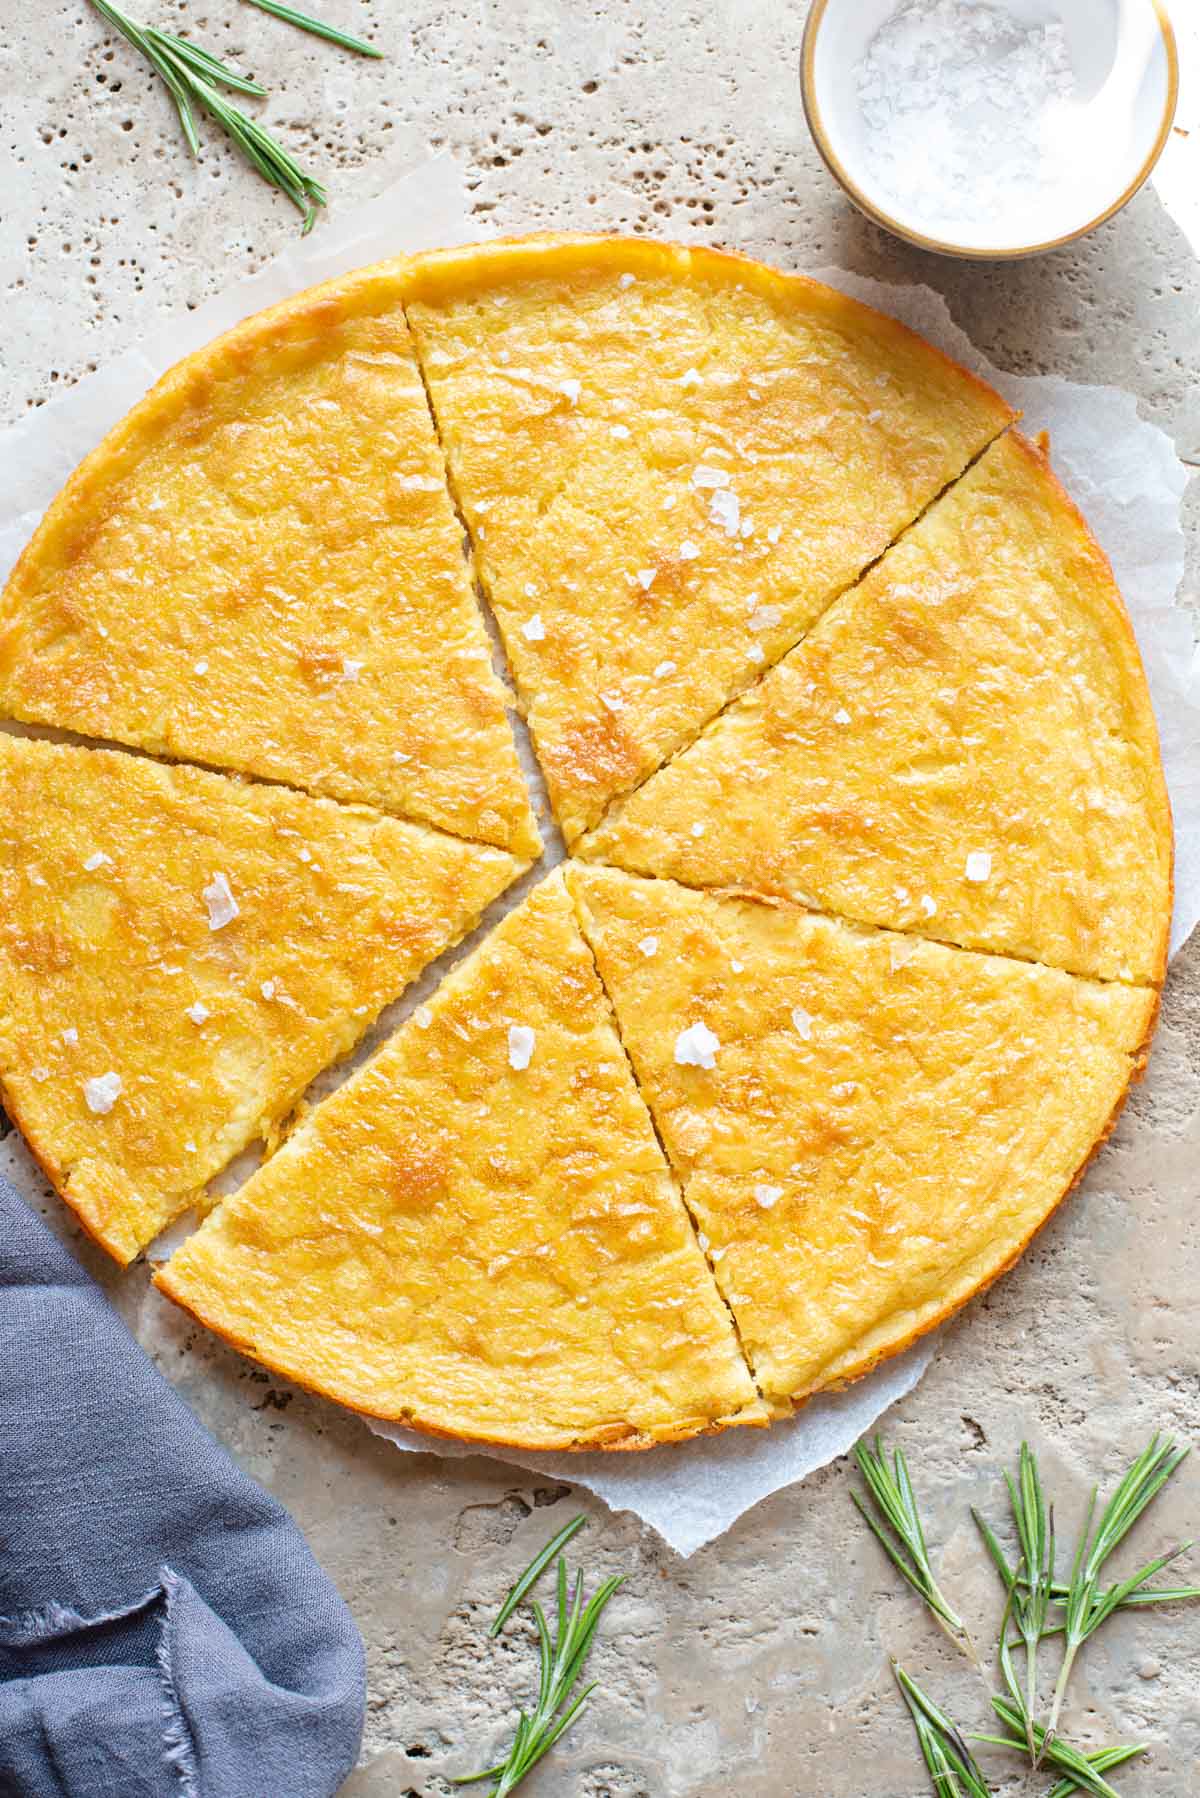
xmin=4 ymin=5 xmax=1200 ymax=1794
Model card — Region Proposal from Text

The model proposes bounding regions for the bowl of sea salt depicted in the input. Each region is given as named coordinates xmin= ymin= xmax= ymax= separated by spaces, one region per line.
xmin=801 ymin=0 xmax=1179 ymax=258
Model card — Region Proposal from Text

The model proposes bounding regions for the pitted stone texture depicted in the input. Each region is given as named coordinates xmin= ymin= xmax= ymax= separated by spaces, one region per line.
xmin=4 ymin=3 xmax=1200 ymax=1793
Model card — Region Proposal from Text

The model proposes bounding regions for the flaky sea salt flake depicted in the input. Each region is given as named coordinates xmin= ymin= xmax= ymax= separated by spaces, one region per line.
xmin=84 ymin=1071 xmax=122 ymax=1115
xmin=203 ymin=872 xmax=239 ymax=931
xmin=507 ymin=1023 xmax=535 ymax=1071
xmin=674 ymin=1021 xmax=719 ymax=1069
xmin=692 ymin=465 xmax=731 ymax=490
xmin=749 ymin=604 xmax=781 ymax=634
xmin=709 ymin=488 xmax=741 ymax=537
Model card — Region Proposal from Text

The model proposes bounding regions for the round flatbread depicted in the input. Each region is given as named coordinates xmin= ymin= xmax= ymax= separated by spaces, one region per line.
xmin=0 ymin=234 xmax=1172 ymax=1447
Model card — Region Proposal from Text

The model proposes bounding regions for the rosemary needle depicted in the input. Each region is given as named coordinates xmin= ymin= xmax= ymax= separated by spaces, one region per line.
xmin=858 ymin=1431 xmax=1195 ymax=1794
xmin=490 ymin=1513 xmax=586 ymax=1636
xmin=975 ymin=1699 xmax=1143 ymax=1798
xmin=458 ymin=1517 xmax=624 ymax=1797
xmin=997 ymin=1443 xmax=1056 ymax=1762
xmin=89 ymin=0 xmax=327 ymax=230
xmin=1044 ymin=1435 xmax=1197 ymax=1751
xmin=894 ymin=1664 xmax=993 ymax=1798
xmin=243 ymin=0 xmax=383 ymax=57
xmin=852 ymin=1437 xmax=974 ymax=1657
xmin=1044 ymin=1743 xmax=1146 ymax=1798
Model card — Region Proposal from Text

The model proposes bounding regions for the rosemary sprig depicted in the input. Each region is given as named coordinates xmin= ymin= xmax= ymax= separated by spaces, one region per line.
xmin=1045 ymin=1436 xmax=1196 ymax=1749
xmin=852 ymin=1437 xmax=973 ymax=1656
xmin=898 ymin=1658 xmax=1144 ymax=1798
xmin=243 ymin=0 xmax=383 ymax=57
xmin=858 ymin=1431 xmax=1196 ymax=1796
xmin=1045 ymin=1743 xmax=1146 ymax=1798
xmin=894 ymin=1664 xmax=993 ymax=1798
xmin=457 ymin=1517 xmax=624 ymax=1797
xmin=489 ymin=1514 xmax=586 ymax=1637
xmin=972 ymin=1443 xmax=1056 ymax=1761
xmin=89 ymin=0 xmax=327 ymax=230
xmin=976 ymin=1698 xmax=1144 ymax=1798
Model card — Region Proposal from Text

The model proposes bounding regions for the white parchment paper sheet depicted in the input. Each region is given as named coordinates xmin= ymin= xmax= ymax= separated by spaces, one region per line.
xmin=0 ymin=160 xmax=1194 ymax=1557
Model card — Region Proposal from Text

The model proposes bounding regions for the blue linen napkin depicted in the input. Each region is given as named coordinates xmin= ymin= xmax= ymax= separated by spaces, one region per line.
xmin=0 ymin=1174 xmax=366 ymax=1797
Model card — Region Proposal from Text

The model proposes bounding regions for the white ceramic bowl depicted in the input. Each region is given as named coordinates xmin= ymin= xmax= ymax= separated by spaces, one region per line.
xmin=801 ymin=0 xmax=1179 ymax=258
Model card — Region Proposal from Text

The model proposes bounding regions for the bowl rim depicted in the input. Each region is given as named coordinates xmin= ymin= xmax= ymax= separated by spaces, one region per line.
xmin=800 ymin=0 xmax=1181 ymax=260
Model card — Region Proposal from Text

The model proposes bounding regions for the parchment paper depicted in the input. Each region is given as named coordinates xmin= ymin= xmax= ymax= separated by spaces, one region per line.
xmin=0 ymin=158 xmax=1194 ymax=1557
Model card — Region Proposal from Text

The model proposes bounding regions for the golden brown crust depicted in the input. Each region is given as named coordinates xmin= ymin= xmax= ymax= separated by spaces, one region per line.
xmin=403 ymin=232 xmax=1015 ymax=840
xmin=783 ymin=979 xmax=1161 ymax=1407
xmin=0 ymin=734 xmax=522 ymax=1265
xmin=0 ymin=262 xmax=539 ymax=858
xmin=151 ymin=1271 xmax=765 ymax=1453
xmin=400 ymin=231 xmax=1014 ymax=425
xmin=156 ymin=874 xmax=765 ymax=1450
xmin=583 ymin=428 xmax=1172 ymax=987
xmin=569 ymin=863 xmax=1157 ymax=1412
xmin=0 ymin=233 xmax=1172 ymax=1449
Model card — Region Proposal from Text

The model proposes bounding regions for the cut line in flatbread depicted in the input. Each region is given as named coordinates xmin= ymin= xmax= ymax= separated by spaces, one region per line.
xmin=0 ymin=734 xmax=524 ymax=1264
xmin=0 ymin=266 xmax=539 ymax=858
xmin=405 ymin=234 xmax=1015 ymax=841
xmin=156 ymin=873 xmax=764 ymax=1450
xmin=581 ymin=430 xmax=1171 ymax=986
xmin=569 ymin=864 xmax=1156 ymax=1410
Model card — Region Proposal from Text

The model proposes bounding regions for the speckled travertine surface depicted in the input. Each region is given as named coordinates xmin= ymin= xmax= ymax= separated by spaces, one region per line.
xmin=4 ymin=5 xmax=1200 ymax=1793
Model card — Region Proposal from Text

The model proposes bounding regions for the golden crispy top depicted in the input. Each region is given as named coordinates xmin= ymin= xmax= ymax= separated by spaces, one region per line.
xmin=404 ymin=235 xmax=1014 ymax=840
xmin=157 ymin=873 xmax=763 ymax=1450
xmin=569 ymin=865 xmax=1155 ymax=1406
xmin=0 ymin=234 xmax=1174 ymax=1447
xmin=0 ymin=735 xmax=521 ymax=1264
xmin=583 ymin=431 xmax=1172 ymax=985
xmin=0 ymin=266 xmax=538 ymax=858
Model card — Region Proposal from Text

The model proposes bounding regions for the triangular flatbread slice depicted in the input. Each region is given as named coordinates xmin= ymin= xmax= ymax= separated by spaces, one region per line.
xmin=569 ymin=865 xmax=1156 ymax=1410
xmin=405 ymin=235 xmax=1014 ymax=840
xmin=156 ymin=873 xmax=763 ymax=1450
xmin=582 ymin=432 xmax=1171 ymax=985
xmin=0 ymin=735 xmax=524 ymax=1264
xmin=0 ymin=266 xmax=539 ymax=857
